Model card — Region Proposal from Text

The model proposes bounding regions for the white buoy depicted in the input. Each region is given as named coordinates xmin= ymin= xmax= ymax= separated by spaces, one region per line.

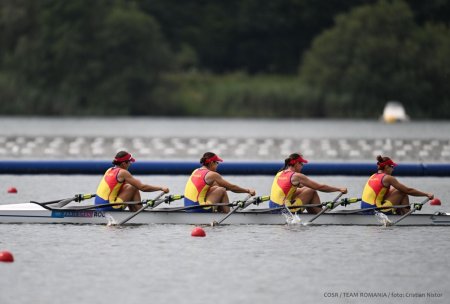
xmin=381 ymin=101 xmax=410 ymax=123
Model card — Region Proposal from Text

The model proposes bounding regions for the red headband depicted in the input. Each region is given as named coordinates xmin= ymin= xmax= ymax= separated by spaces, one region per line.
xmin=114 ymin=153 xmax=135 ymax=163
xmin=204 ymin=155 xmax=223 ymax=164
xmin=289 ymin=155 xmax=308 ymax=165
xmin=378 ymin=159 xmax=397 ymax=169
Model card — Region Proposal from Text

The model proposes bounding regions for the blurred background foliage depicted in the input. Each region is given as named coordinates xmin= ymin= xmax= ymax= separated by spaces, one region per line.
xmin=0 ymin=0 xmax=449 ymax=118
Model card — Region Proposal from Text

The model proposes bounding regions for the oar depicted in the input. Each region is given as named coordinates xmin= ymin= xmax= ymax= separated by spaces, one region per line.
xmin=115 ymin=192 xmax=166 ymax=225
xmin=164 ymin=203 xmax=236 ymax=212
xmin=57 ymin=195 xmax=185 ymax=212
xmin=211 ymin=194 xmax=252 ymax=226
xmin=43 ymin=201 xmax=146 ymax=211
xmin=391 ymin=198 xmax=432 ymax=226
xmin=31 ymin=193 xmax=96 ymax=210
xmin=255 ymin=197 xmax=360 ymax=214
xmin=174 ymin=202 xmax=329 ymax=213
xmin=304 ymin=192 xmax=344 ymax=224
xmin=337 ymin=204 xmax=412 ymax=215
xmin=116 ymin=193 xmax=184 ymax=225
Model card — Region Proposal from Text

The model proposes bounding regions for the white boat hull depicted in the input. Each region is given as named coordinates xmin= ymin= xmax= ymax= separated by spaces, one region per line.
xmin=0 ymin=204 xmax=449 ymax=226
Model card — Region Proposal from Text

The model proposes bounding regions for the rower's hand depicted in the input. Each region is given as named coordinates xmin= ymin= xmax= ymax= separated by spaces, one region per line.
xmin=247 ymin=189 xmax=256 ymax=196
xmin=340 ymin=188 xmax=348 ymax=194
xmin=427 ymin=193 xmax=434 ymax=200
xmin=160 ymin=187 xmax=170 ymax=193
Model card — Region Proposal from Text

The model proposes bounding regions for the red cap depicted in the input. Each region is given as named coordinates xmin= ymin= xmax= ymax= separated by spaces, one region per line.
xmin=378 ymin=159 xmax=397 ymax=169
xmin=204 ymin=154 xmax=223 ymax=164
xmin=114 ymin=153 xmax=135 ymax=163
xmin=289 ymin=155 xmax=308 ymax=165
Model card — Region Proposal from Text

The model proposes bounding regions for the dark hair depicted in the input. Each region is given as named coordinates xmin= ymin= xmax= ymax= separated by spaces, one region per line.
xmin=376 ymin=155 xmax=391 ymax=169
xmin=200 ymin=152 xmax=216 ymax=165
xmin=112 ymin=150 xmax=129 ymax=165
xmin=280 ymin=153 xmax=301 ymax=171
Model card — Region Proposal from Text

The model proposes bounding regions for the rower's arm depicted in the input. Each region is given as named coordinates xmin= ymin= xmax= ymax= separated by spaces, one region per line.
xmin=386 ymin=176 xmax=433 ymax=198
xmin=121 ymin=170 xmax=169 ymax=193
xmin=208 ymin=172 xmax=255 ymax=195
xmin=297 ymin=174 xmax=347 ymax=193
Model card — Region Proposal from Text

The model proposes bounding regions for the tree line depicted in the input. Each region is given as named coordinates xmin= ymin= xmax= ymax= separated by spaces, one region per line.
xmin=0 ymin=0 xmax=449 ymax=118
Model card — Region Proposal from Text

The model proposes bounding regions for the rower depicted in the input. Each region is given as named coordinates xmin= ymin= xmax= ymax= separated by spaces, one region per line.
xmin=361 ymin=155 xmax=434 ymax=215
xmin=183 ymin=152 xmax=256 ymax=213
xmin=95 ymin=151 xmax=169 ymax=212
xmin=268 ymin=153 xmax=347 ymax=214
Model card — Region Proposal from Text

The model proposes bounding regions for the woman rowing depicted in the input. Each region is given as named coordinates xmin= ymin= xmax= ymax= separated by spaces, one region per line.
xmin=269 ymin=153 xmax=347 ymax=214
xmin=95 ymin=151 xmax=169 ymax=211
xmin=361 ymin=155 xmax=434 ymax=215
xmin=184 ymin=152 xmax=256 ymax=213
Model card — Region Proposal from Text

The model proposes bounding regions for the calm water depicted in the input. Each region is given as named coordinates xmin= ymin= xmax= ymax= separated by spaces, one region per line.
xmin=1 ymin=118 xmax=450 ymax=304
xmin=1 ymin=175 xmax=450 ymax=304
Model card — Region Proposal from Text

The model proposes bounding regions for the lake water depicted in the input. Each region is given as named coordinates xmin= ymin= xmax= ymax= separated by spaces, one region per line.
xmin=1 ymin=118 xmax=450 ymax=304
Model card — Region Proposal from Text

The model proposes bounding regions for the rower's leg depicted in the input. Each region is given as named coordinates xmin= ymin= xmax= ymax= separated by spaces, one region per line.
xmin=118 ymin=183 xmax=142 ymax=212
xmin=296 ymin=187 xmax=321 ymax=214
xmin=385 ymin=189 xmax=410 ymax=215
xmin=206 ymin=186 xmax=230 ymax=213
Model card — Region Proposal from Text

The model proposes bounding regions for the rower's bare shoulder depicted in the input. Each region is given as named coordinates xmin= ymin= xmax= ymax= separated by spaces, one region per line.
xmin=118 ymin=169 xmax=132 ymax=180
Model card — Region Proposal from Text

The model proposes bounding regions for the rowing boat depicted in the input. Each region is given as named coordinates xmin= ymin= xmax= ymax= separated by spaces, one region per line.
xmin=0 ymin=203 xmax=449 ymax=226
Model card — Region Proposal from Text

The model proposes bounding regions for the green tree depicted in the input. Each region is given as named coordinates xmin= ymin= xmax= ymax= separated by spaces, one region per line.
xmin=0 ymin=0 xmax=172 ymax=115
xmin=409 ymin=23 xmax=450 ymax=117
xmin=141 ymin=0 xmax=377 ymax=74
xmin=299 ymin=0 xmax=450 ymax=118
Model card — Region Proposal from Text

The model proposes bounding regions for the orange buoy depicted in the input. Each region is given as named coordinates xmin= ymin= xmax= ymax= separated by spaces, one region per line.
xmin=430 ymin=198 xmax=441 ymax=206
xmin=7 ymin=187 xmax=17 ymax=194
xmin=191 ymin=226 xmax=206 ymax=237
xmin=0 ymin=251 xmax=14 ymax=262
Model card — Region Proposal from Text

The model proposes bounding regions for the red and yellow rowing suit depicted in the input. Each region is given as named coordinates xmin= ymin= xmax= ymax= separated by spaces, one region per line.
xmin=95 ymin=167 xmax=125 ymax=211
xmin=184 ymin=168 xmax=212 ymax=212
xmin=361 ymin=173 xmax=393 ymax=213
xmin=269 ymin=170 xmax=303 ymax=212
